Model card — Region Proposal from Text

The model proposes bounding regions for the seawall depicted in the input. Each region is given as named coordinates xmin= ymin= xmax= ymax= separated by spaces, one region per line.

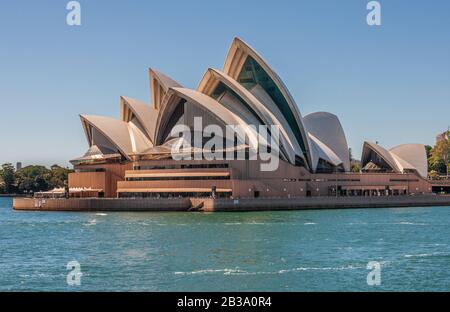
xmin=13 ymin=198 xmax=191 ymax=212
xmin=13 ymin=195 xmax=450 ymax=212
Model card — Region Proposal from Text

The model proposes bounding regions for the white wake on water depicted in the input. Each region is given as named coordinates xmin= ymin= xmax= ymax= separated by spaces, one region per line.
xmin=173 ymin=264 xmax=364 ymax=276
xmin=84 ymin=219 xmax=97 ymax=226
xmin=394 ymin=221 xmax=427 ymax=226
xmin=404 ymin=253 xmax=434 ymax=258
xmin=174 ymin=268 xmax=245 ymax=275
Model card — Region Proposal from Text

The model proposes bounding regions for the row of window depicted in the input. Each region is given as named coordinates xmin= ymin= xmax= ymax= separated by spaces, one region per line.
xmin=133 ymin=163 xmax=229 ymax=170
xmin=75 ymin=168 xmax=105 ymax=173
xmin=118 ymin=192 xmax=232 ymax=199
xmin=292 ymin=178 xmax=361 ymax=182
xmin=390 ymin=179 xmax=420 ymax=182
xmin=126 ymin=176 xmax=230 ymax=181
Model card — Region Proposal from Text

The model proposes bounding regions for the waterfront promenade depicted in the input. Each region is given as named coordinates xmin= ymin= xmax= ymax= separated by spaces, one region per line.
xmin=13 ymin=195 xmax=450 ymax=212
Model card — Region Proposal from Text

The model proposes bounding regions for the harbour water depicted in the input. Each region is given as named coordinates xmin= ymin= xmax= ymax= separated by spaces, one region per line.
xmin=1 ymin=197 xmax=450 ymax=291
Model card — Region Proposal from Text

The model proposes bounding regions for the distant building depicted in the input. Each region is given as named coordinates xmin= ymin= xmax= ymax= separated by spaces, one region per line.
xmin=16 ymin=162 xmax=22 ymax=170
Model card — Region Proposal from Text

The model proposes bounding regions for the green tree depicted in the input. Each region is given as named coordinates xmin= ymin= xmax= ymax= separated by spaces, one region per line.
xmin=431 ymin=132 xmax=450 ymax=177
xmin=14 ymin=164 xmax=73 ymax=194
xmin=0 ymin=163 xmax=16 ymax=194
xmin=351 ymin=162 xmax=361 ymax=173
xmin=429 ymin=158 xmax=446 ymax=175
xmin=425 ymin=145 xmax=433 ymax=177
xmin=429 ymin=170 xmax=440 ymax=179
xmin=425 ymin=145 xmax=433 ymax=158
xmin=15 ymin=166 xmax=52 ymax=194
xmin=49 ymin=165 xmax=73 ymax=188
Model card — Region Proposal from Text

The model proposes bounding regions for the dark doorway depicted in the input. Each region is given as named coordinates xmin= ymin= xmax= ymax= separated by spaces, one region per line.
xmin=433 ymin=186 xmax=450 ymax=194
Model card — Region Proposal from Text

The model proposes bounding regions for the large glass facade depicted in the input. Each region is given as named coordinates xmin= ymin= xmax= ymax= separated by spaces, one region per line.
xmin=362 ymin=149 xmax=394 ymax=173
xmin=315 ymin=158 xmax=345 ymax=174
xmin=160 ymin=99 xmax=185 ymax=142
xmin=237 ymin=56 xmax=306 ymax=153
xmin=211 ymin=81 xmax=264 ymax=125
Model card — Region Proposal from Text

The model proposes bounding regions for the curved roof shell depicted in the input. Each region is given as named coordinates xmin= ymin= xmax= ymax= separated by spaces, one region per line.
xmin=76 ymin=37 xmax=426 ymax=178
xmin=223 ymin=37 xmax=312 ymax=168
xmin=120 ymin=96 xmax=158 ymax=144
xmin=168 ymin=87 xmax=269 ymax=151
xmin=308 ymin=133 xmax=343 ymax=169
xmin=390 ymin=144 xmax=428 ymax=178
xmin=361 ymin=141 xmax=428 ymax=178
xmin=149 ymin=68 xmax=181 ymax=110
xmin=303 ymin=112 xmax=350 ymax=172
xmin=80 ymin=114 xmax=152 ymax=159
xmin=197 ymin=68 xmax=304 ymax=164
xmin=361 ymin=142 xmax=400 ymax=172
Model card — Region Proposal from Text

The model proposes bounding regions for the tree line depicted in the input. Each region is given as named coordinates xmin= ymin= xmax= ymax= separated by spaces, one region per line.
xmin=0 ymin=164 xmax=74 ymax=195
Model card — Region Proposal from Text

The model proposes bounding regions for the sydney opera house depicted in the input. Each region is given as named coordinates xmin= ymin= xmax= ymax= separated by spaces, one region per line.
xmin=68 ymin=38 xmax=431 ymax=199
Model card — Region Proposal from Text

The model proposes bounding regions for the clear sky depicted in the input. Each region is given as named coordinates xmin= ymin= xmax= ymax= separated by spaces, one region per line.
xmin=0 ymin=0 xmax=449 ymax=167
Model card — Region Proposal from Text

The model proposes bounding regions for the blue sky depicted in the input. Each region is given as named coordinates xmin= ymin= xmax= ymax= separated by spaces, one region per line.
xmin=0 ymin=0 xmax=449 ymax=167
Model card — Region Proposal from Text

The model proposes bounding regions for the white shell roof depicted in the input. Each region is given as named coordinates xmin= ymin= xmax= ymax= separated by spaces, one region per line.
xmin=150 ymin=69 xmax=181 ymax=91
xmin=390 ymin=144 xmax=428 ymax=178
xmin=362 ymin=142 xmax=401 ymax=172
xmin=80 ymin=114 xmax=152 ymax=158
xmin=149 ymin=68 xmax=182 ymax=110
xmin=76 ymin=37 xmax=426 ymax=178
xmin=308 ymin=133 xmax=343 ymax=169
xmin=197 ymin=68 xmax=303 ymax=164
xmin=170 ymin=87 xmax=269 ymax=151
xmin=120 ymin=96 xmax=158 ymax=144
xmin=223 ymin=37 xmax=312 ymax=169
xmin=361 ymin=141 xmax=428 ymax=178
xmin=303 ymin=112 xmax=350 ymax=172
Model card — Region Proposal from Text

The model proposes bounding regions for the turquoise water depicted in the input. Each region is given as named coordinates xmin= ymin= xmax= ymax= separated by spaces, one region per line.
xmin=1 ymin=197 xmax=450 ymax=291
